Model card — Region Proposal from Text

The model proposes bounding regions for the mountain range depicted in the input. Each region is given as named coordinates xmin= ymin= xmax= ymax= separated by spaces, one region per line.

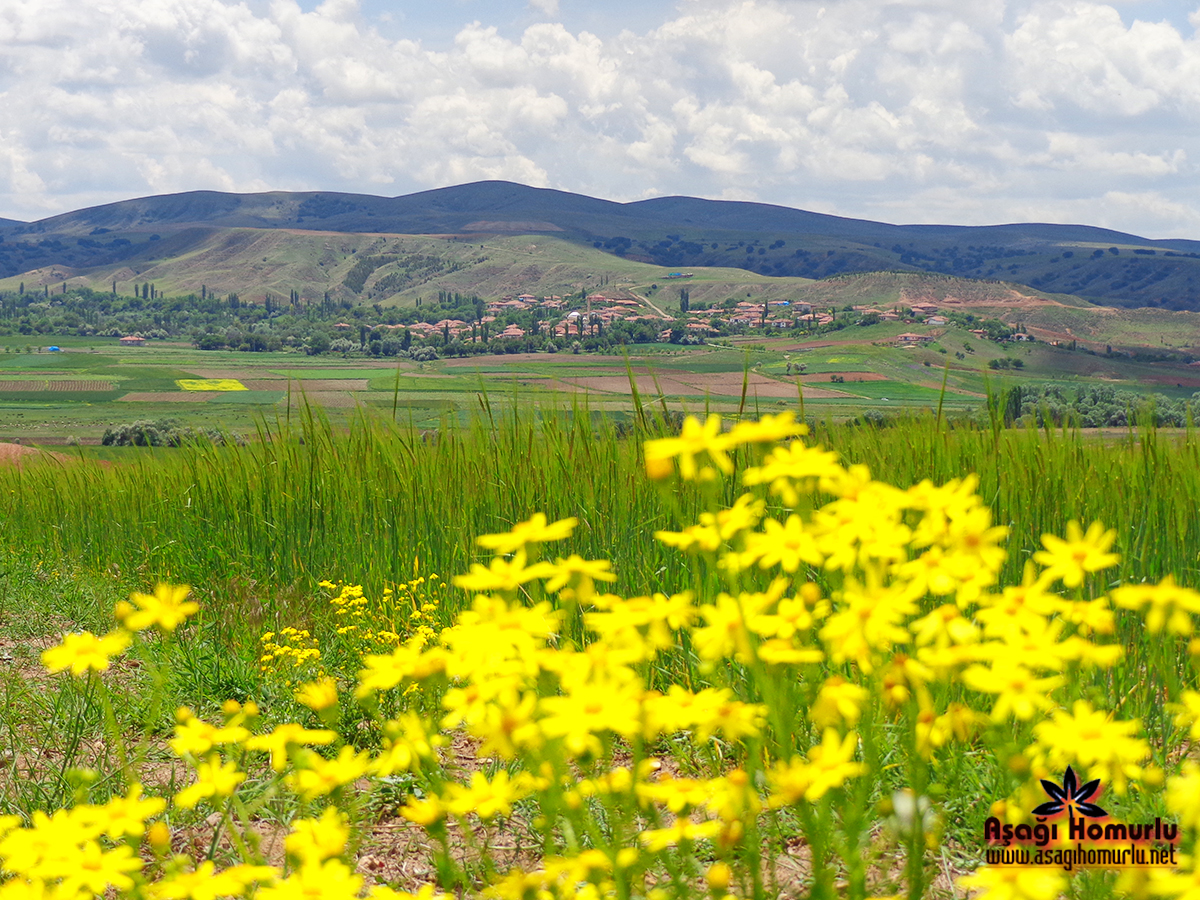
xmin=2 ymin=181 xmax=1199 ymax=310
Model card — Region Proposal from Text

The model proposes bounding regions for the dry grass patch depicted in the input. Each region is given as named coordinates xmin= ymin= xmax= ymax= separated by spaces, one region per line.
xmin=0 ymin=443 xmax=73 ymax=467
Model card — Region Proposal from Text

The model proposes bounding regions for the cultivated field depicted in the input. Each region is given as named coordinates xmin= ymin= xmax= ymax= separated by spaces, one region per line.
xmin=2 ymin=314 xmax=1200 ymax=446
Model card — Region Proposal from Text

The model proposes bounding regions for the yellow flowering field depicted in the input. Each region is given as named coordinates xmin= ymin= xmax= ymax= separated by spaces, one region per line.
xmin=4 ymin=413 xmax=1200 ymax=899
xmin=176 ymin=379 xmax=247 ymax=391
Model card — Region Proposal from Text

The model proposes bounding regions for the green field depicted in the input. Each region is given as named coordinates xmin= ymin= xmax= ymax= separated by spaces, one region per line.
xmin=0 ymin=313 xmax=1198 ymax=446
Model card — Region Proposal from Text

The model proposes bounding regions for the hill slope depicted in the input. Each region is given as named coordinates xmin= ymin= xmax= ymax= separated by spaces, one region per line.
xmin=4 ymin=181 xmax=1200 ymax=309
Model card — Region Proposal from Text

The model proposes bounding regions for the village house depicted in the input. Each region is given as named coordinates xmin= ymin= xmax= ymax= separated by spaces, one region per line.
xmin=119 ymin=335 xmax=145 ymax=346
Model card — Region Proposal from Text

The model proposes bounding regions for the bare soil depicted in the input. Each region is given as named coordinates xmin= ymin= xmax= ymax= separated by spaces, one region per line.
xmin=0 ymin=443 xmax=73 ymax=467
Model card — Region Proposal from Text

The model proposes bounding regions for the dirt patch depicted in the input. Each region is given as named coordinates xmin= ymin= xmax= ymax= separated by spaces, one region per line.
xmin=297 ymin=379 xmax=371 ymax=391
xmin=118 ymin=392 xmax=218 ymax=402
xmin=50 ymin=381 xmax=114 ymax=391
xmin=238 ymin=380 xmax=289 ymax=391
xmin=182 ymin=369 xmax=267 ymax=379
xmin=0 ymin=381 xmax=49 ymax=391
xmin=0 ymin=443 xmax=72 ymax=468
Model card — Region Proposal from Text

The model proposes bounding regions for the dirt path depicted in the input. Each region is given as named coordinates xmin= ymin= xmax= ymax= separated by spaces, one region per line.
xmin=628 ymin=291 xmax=671 ymax=320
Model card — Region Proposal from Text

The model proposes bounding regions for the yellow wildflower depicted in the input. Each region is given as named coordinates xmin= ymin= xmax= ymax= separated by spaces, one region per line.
xmin=1033 ymin=520 xmax=1119 ymax=588
xmin=295 ymin=676 xmax=339 ymax=712
xmin=287 ymin=746 xmax=371 ymax=801
xmin=961 ymin=660 xmax=1063 ymax=721
xmin=1166 ymin=760 xmax=1200 ymax=832
xmin=1033 ymin=700 xmax=1148 ymax=796
xmin=41 ymin=629 xmax=131 ymax=676
xmin=93 ymin=783 xmax=166 ymax=839
xmin=114 ymin=583 xmax=198 ymax=632
xmin=174 ymin=755 xmax=245 ymax=808
xmin=452 ymin=549 xmax=556 ymax=593
xmin=811 ymin=676 xmax=870 ymax=730
xmin=957 ymin=865 xmax=1066 ymax=900
xmin=741 ymin=514 xmax=824 ymax=572
xmin=768 ymin=729 xmax=865 ymax=805
xmin=741 ymin=440 xmax=845 ymax=505
xmin=151 ymin=862 xmax=278 ymax=899
xmin=442 ymin=771 xmax=529 ymax=819
xmin=286 ymin=808 xmax=350 ymax=865
xmin=169 ymin=708 xmax=251 ymax=758
xmin=543 ymin=554 xmax=618 ymax=598
xmin=477 ymin=513 xmax=578 ymax=554
xmin=245 ymin=723 xmax=337 ymax=772
xmin=643 ymin=414 xmax=732 ymax=480
xmin=256 ymin=858 xmax=363 ymax=900
xmin=1111 ymin=574 xmax=1200 ymax=635
xmin=638 ymin=819 xmax=723 ymax=851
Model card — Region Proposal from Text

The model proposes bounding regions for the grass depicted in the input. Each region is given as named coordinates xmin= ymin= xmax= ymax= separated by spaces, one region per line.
xmin=0 ymin=404 xmax=1198 ymax=630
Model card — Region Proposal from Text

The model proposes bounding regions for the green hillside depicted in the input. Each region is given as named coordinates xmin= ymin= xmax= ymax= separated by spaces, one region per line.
xmin=4 ymin=182 xmax=1200 ymax=309
xmin=0 ymin=230 xmax=823 ymax=308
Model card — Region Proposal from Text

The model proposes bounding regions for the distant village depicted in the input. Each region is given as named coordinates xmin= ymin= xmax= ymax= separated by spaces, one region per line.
xmin=20 ymin=276 xmax=1027 ymax=355
xmin=333 ymin=290 xmax=1026 ymax=348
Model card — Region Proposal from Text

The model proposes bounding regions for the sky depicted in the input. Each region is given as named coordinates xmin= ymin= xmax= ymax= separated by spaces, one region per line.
xmin=1 ymin=0 xmax=1199 ymax=237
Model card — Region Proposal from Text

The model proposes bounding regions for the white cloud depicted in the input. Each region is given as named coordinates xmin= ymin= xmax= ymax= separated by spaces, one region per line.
xmin=0 ymin=0 xmax=1197 ymax=237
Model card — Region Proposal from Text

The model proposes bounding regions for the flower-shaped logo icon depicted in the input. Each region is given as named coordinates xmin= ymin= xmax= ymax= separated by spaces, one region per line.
xmin=1032 ymin=766 xmax=1107 ymax=818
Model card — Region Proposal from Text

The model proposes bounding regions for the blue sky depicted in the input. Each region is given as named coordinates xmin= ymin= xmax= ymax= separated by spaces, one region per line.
xmin=1 ymin=0 xmax=1198 ymax=237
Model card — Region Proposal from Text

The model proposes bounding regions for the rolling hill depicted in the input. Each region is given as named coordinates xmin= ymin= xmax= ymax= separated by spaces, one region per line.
xmin=3 ymin=182 xmax=1200 ymax=311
